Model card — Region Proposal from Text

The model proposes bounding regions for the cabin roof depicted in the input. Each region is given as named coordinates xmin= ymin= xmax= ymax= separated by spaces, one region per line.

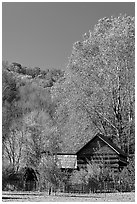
xmin=76 ymin=133 xmax=127 ymax=157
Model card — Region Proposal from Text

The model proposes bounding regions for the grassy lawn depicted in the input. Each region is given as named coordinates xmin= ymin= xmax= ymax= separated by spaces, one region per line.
xmin=2 ymin=191 xmax=135 ymax=202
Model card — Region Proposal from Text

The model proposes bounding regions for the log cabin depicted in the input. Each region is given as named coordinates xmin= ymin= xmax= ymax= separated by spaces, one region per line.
xmin=56 ymin=133 xmax=128 ymax=172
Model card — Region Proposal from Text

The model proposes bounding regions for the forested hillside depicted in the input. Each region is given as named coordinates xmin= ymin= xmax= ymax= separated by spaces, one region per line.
xmin=2 ymin=61 xmax=64 ymax=173
xmin=2 ymin=14 xmax=135 ymax=191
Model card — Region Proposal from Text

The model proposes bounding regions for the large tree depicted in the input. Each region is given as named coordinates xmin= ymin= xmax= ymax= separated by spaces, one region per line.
xmin=52 ymin=15 xmax=135 ymax=154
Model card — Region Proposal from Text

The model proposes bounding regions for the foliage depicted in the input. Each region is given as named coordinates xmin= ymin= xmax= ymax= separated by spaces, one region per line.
xmin=3 ymin=121 xmax=25 ymax=173
xmin=52 ymin=14 xmax=135 ymax=154
xmin=86 ymin=160 xmax=101 ymax=180
xmin=38 ymin=154 xmax=69 ymax=192
xmin=2 ymin=165 xmax=24 ymax=191
xmin=69 ymin=169 xmax=88 ymax=185
xmin=69 ymin=160 xmax=114 ymax=193
xmin=2 ymin=61 xmax=22 ymax=141
xmin=7 ymin=61 xmax=64 ymax=84
xmin=2 ymin=61 xmax=64 ymax=191
xmin=117 ymin=156 xmax=135 ymax=192
xmin=23 ymin=110 xmax=62 ymax=167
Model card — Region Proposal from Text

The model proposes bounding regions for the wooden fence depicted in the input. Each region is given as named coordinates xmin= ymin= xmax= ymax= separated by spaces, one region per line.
xmin=3 ymin=179 xmax=134 ymax=193
xmin=62 ymin=182 xmax=116 ymax=194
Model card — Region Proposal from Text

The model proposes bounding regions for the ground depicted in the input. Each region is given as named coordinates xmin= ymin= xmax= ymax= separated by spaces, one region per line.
xmin=2 ymin=191 xmax=135 ymax=202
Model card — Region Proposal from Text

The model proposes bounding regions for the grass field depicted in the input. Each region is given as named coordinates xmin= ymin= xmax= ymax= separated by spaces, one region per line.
xmin=2 ymin=191 xmax=135 ymax=202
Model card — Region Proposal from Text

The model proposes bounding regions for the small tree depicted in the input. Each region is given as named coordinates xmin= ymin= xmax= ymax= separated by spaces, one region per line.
xmin=69 ymin=169 xmax=88 ymax=185
xmin=39 ymin=154 xmax=68 ymax=194
xmin=2 ymin=120 xmax=27 ymax=190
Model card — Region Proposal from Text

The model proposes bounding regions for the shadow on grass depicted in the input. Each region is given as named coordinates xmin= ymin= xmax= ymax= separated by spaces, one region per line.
xmin=2 ymin=192 xmax=103 ymax=200
xmin=2 ymin=192 xmax=43 ymax=196
xmin=2 ymin=193 xmax=43 ymax=200
xmin=55 ymin=193 xmax=102 ymax=198
xmin=2 ymin=196 xmax=25 ymax=200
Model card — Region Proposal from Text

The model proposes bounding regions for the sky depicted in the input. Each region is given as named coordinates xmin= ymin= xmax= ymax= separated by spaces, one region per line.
xmin=2 ymin=2 xmax=135 ymax=71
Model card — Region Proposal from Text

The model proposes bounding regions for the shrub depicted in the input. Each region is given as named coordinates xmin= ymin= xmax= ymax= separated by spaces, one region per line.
xmin=118 ymin=157 xmax=135 ymax=192
xmin=69 ymin=169 xmax=88 ymax=185
xmin=2 ymin=167 xmax=24 ymax=191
